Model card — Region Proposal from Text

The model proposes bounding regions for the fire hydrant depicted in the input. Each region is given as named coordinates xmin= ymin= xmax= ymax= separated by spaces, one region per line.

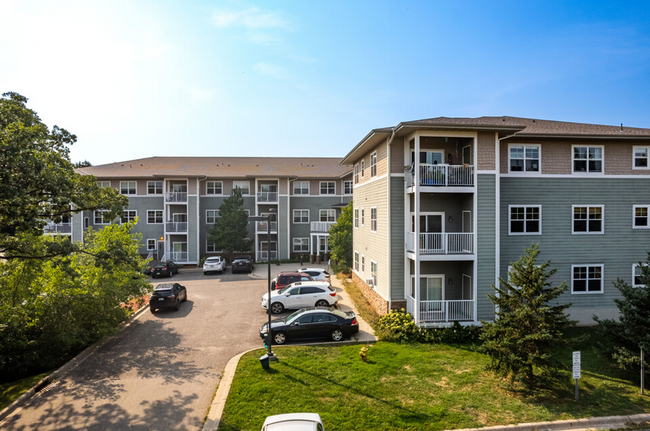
xmin=359 ymin=346 xmax=368 ymax=362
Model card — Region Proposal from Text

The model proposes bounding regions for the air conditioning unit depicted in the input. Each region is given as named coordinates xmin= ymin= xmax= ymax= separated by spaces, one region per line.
xmin=366 ymin=278 xmax=374 ymax=286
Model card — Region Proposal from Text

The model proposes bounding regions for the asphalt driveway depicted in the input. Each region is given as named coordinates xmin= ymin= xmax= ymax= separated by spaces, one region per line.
xmin=1 ymin=268 xmax=269 ymax=431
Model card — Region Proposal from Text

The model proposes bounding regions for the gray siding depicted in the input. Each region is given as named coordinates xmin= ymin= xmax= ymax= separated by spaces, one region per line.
xmin=477 ymin=174 xmax=497 ymax=320
xmin=390 ymin=177 xmax=405 ymax=300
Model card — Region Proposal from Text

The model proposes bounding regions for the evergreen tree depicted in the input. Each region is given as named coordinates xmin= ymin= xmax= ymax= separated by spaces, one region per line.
xmin=480 ymin=244 xmax=573 ymax=387
xmin=329 ymin=202 xmax=353 ymax=270
xmin=207 ymin=187 xmax=251 ymax=262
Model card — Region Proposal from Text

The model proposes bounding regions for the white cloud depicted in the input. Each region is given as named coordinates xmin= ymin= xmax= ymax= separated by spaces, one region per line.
xmin=254 ymin=62 xmax=289 ymax=80
xmin=211 ymin=7 xmax=290 ymax=29
xmin=186 ymin=87 xmax=215 ymax=104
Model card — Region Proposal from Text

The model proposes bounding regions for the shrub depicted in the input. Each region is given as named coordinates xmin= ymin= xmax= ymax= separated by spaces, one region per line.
xmin=375 ymin=309 xmax=482 ymax=344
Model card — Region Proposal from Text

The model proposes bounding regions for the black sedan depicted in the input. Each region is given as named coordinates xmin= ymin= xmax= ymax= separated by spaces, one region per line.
xmin=150 ymin=283 xmax=187 ymax=312
xmin=260 ymin=307 xmax=359 ymax=345
xmin=151 ymin=260 xmax=179 ymax=278
xmin=232 ymin=255 xmax=254 ymax=273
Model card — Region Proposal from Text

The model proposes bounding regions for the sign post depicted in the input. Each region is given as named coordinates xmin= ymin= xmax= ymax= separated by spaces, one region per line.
xmin=573 ymin=351 xmax=581 ymax=401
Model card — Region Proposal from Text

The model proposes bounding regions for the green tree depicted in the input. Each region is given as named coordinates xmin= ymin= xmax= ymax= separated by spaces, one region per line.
xmin=74 ymin=160 xmax=92 ymax=168
xmin=594 ymin=253 xmax=650 ymax=375
xmin=0 ymin=92 xmax=126 ymax=259
xmin=480 ymin=244 xmax=573 ymax=388
xmin=329 ymin=201 xmax=353 ymax=270
xmin=207 ymin=187 xmax=251 ymax=262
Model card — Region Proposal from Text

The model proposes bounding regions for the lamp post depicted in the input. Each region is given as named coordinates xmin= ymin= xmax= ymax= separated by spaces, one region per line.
xmin=249 ymin=213 xmax=274 ymax=362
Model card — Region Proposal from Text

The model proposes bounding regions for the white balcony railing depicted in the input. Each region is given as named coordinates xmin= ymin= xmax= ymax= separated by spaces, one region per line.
xmin=168 ymin=251 xmax=188 ymax=262
xmin=44 ymin=222 xmax=72 ymax=234
xmin=257 ymin=192 xmax=278 ymax=202
xmin=256 ymin=221 xmax=278 ymax=233
xmin=408 ymin=164 xmax=474 ymax=187
xmin=166 ymin=222 xmax=188 ymax=232
xmin=406 ymin=232 xmax=474 ymax=254
xmin=165 ymin=192 xmax=188 ymax=202
xmin=419 ymin=299 xmax=475 ymax=322
xmin=310 ymin=221 xmax=334 ymax=232
xmin=257 ymin=251 xmax=278 ymax=262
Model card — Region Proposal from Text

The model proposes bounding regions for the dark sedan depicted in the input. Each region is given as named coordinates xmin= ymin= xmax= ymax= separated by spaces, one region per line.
xmin=232 ymin=255 xmax=254 ymax=273
xmin=151 ymin=260 xmax=179 ymax=278
xmin=259 ymin=307 xmax=359 ymax=345
xmin=150 ymin=282 xmax=187 ymax=312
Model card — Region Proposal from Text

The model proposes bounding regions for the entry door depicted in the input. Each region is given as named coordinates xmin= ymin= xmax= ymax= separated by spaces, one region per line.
xmin=173 ymin=213 xmax=187 ymax=223
xmin=173 ymin=184 xmax=187 ymax=193
xmin=420 ymin=276 xmax=444 ymax=301
xmin=417 ymin=214 xmax=444 ymax=252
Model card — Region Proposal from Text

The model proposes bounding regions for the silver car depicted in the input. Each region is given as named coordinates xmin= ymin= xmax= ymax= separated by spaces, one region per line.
xmin=203 ymin=256 xmax=226 ymax=274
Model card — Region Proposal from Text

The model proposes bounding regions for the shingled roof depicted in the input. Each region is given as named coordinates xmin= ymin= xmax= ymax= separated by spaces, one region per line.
xmin=77 ymin=156 xmax=351 ymax=179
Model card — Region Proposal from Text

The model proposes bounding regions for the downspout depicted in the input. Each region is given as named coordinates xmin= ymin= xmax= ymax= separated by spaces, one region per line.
xmin=386 ymin=128 xmax=396 ymax=313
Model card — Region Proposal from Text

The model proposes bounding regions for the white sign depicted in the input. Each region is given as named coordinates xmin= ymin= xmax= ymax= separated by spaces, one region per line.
xmin=572 ymin=351 xmax=581 ymax=379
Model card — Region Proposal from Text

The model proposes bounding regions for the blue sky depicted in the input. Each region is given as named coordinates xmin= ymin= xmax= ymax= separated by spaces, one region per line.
xmin=2 ymin=0 xmax=650 ymax=165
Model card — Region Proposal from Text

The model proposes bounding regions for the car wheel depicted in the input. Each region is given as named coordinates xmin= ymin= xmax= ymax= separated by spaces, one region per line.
xmin=150 ymin=306 xmax=156 ymax=313
xmin=315 ymin=300 xmax=329 ymax=307
xmin=168 ymin=270 xmax=173 ymax=277
xmin=271 ymin=281 xmax=276 ymax=290
xmin=175 ymin=300 xmax=180 ymax=311
xmin=331 ymin=329 xmax=344 ymax=342
xmin=270 ymin=302 xmax=284 ymax=314
xmin=273 ymin=332 xmax=287 ymax=345
xmin=183 ymin=292 xmax=187 ymax=302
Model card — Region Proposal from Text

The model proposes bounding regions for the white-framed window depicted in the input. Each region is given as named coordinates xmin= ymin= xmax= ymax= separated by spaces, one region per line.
xmin=320 ymin=181 xmax=336 ymax=195
xmin=354 ymin=208 xmax=359 ymax=228
xmin=509 ymin=145 xmax=540 ymax=173
xmin=573 ymin=146 xmax=603 ymax=173
xmin=293 ymin=209 xmax=310 ymax=224
xmin=147 ymin=210 xmax=163 ymax=224
xmin=206 ymin=240 xmax=218 ymax=253
xmin=344 ymin=180 xmax=353 ymax=195
xmin=633 ymin=264 xmax=647 ymax=288
xmin=319 ymin=209 xmax=336 ymax=222
xmin=370 ymin=152 xmax=377 ymax=177
xmin=293 ymin=181 xmax=309 ymax=195
xmin=354 ymin=164 xmax=359 ymax=184
xmin=361 ymin=159 xmax=365 ymax=177
xmin=573 ymin=205 xmax=604 ymax=234
xmin=361 ymin=208 xmax=365 ymax=226
xmin=97 ymin=181 xmax=111 ymax=188
xmin=233 ymin=181 xmax=250 ymax=195
xmin=361 ymin=255 xmax=365 ymax=273
xmin=572 ymin=264 xmax=604 ymax=294
xmin=94 ymin=210 xmax=110 ymax=225
xmin=147 ymin=238 xmax=156 ymax=251
xmin=293 ymin=238 xmax=309 ymax=252
xmin=370 ymin=207 xmax=377 ymax=232
xmin=120 ymin=181 xmax=137 ymax=195
xmin=371 ymin=261 xmax=378 ymax=288
xmin=634 ymin=146 xmax=649 ymax=169
xmin=354 ymin=252 xmax=360 ymax=272
xmin=634 ymin=205 xmax=650 ymax=228
xmin=508 ymin=205 xmax=541 ymax=235
xmin=207 ymin=181 xmax=223 ymax=195
xmin=147 ymin=181 xmax=163 ymax=195
xmin=206 ymin=210 xmax=220 ymax=224
xmin=121 ymin=210 xmax=137 ymax=224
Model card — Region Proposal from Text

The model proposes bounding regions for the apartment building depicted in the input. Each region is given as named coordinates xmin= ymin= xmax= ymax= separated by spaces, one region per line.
xmin=67 ymin=157 xmax=352 ymax=264
xmin=341 ymin=116 xmax=650 ymax=326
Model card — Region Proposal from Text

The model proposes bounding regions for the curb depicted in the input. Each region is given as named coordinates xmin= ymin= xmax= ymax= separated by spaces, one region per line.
xmin=448 ymin=413 xmax=650 ymax=431
xmin=0 ymin=303 xmax=151 ymax=423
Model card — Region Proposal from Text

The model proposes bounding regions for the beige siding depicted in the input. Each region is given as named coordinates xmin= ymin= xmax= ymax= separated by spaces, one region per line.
xmin=391 ymin=137 xmax=405 ymax=173
xmin=357 ymin=141 xmax=388 ymax=185
xmin=477 ymin=132 xmax=496 ymax=171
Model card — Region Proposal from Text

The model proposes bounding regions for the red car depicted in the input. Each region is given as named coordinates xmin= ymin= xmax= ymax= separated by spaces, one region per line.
xmin=271 ymin=271 xmax=314 ymax=290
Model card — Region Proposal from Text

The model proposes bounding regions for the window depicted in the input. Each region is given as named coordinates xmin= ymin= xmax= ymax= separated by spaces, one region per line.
xmin=233 ymin=181 xmax=250 ymax=195
xmin=573 ymin=146 xmax=603 ymax=173
xmin=344 ymin=180 xmax=353 ymax=195
xmin=370 ymin=152 xmax=377 ymax=177
xmin=94 ymin=210 xmax=110 ymax=224
xmin=634 ymin=146 xmax=649 ymax=169
xmin=147 ymin=239 xmax=156 ymax=251
xmin=634 ymin=205 xmax=649 ymax=228
xmin=320 ymin=209 xmax=335 ymax=222
xmin=354 ymin=208 xmax=359 ymax=228
xmin=120 ymin=181 xmax=136 ymax=195
xmin=370 ymin=207 xmax=377 ymax=232
xmin=320 ymin=181 xmax=335 ymax=195
xmin=361 ymin=255 xmax=365 ymax=273
xmin=293 ymin=181 xmax=309 ymax=195
xmin=633 ymin=264 xmax=647 ymax=288
xmin=572 ymin=265 xmax=603 ymax=294
xmin=293 ymin=209 xmax=309 ymax=224
xmin=147 ymin=210 xmax=163 ymax=224
xmin=206 ymin=210 xmax=220 ymax=224
xmin=361 ymin=208 xmax=365 ymax=226
xmin=97 ymin=181 xmax=111 ymax=188
xmin=573 ymin=206 xmax=603 ymax=234
xmin=121 ymin=210 xmax=137 ymax=224
xmin=354 ymin=164 xmax=359 ymax=184
xmin=371 ymin=261 xmax=378 ymax=288
xmin=147 ymin=181 xmax=163 ymax=195
xmin=207 ymin=181 xmax=223 ymax=195
xmin=206 ymin=241 xmax=217 ymax=253
xmin=293 ymin=238 xmax=309 ymax=252
xmin=509 ymin=206 xmax=541 ymax=234
xmin=509 ymin=145 xmax=540 ymax=172
xmin=361 ymin=159 xmax=365 ymax=177
xmin=354 ymin=252 xmax=359 ymax=272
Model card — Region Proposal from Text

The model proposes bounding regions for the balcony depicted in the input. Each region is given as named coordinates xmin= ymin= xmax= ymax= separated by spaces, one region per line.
xmin=44 ymin=222 xmax=72 ymax=234
xmin=168 ymin=251 xmax=188 ymax=262
xmin=418 ymin=299 xmax=475 ymax=323
xmin=257 ymin=192 xmax=278 ymax=203
xmin=256 ymin=221 xmax=278 ymax=233
xmin=407 ymin=164 xmax=474 ymax=188
xmin=165 ymin=192 xmax=187 ymax=203
xmin=310 ymin=221 xmax=334 ymax=233
xmin=166 ymin=222 xmax=188 ymax=233
xmin=406 ymin=232 xmax=473 ymax=255
xmin=257 ymin=251 xmax=278 ymax=262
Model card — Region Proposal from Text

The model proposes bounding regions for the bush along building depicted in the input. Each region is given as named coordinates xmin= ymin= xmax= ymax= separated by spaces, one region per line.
xmin=71 ymin=157 xmax=352 ymax=265
xmin=341 ymin=116 xmax=650 ymax=326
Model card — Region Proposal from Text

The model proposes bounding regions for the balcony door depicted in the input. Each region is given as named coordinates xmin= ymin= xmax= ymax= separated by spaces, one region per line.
xmin=420 ymin=276 xmax=444 ymax=301
xmin=412 ymin=150 xmax=444 ymax=165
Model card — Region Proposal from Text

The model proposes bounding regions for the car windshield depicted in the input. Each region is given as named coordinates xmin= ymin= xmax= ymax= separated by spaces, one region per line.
xmin=285 ymin=310 xmax=303 ymax=323
xmin=206 ymin=257 xmax=220 ymax=262
xmin=154 ymin=289 xmax=173 ymax=297
xmin=331 ymin=309 xmax=346 ymax=318
xmin=234 ymin=256 xmax=249 ymax=261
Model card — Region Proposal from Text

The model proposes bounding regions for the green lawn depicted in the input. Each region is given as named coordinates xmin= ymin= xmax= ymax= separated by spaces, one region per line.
xmin=219 ymin=332 xmax=650 ymax=431
xmin=0 ymin=372 xmax=52 ymax=411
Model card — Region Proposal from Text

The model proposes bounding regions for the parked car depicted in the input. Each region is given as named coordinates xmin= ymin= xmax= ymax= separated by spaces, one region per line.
xmin=261 ymin=413 xmax=325 ymax=430
xmin=150 ymin=283 xmax=187 ymax=312
xmin=271 ymin=271 xmax=314 ymax=290
xmin=262 ymin=281 xmax=337 ymax=314
xmin=232 ymin=255 xmax=254 ymax=273
xmin=203 ymin=256 xmax=226 ymax=274
xmin=259 ymin=307 xmax=358 ymax=345
xmin=299 ymin=268 xmax=331 ymax=284
xmin=151 ymin=260 xmax=179 ymax=278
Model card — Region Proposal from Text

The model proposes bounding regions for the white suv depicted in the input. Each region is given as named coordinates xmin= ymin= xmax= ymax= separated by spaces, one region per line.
xmin=299 ymin=268 xmax=331 ymax=284
xmin=262 ymin=281 xmax=338 ymax=314
xmin=203 ymin=256 xmax=226 ymax=274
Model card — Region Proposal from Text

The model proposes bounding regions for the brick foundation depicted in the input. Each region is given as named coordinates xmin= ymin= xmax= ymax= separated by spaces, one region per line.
xmin=390 ymin=300 xmax=407 ymax=311
xmin=351 ymin=273 xmax=390 ymax=315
